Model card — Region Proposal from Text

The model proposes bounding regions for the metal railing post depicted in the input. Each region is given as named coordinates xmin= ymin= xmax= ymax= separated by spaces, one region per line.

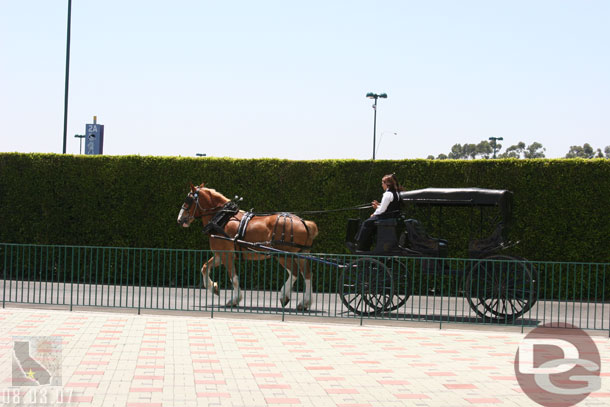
xmin=439 ymin=258 xmax=445 ymax=330
xmin=210 ymin=254 xmax=215 ymax=319
xmin=2 ymin=244 xmax=6 ymax=308
xmin=70 ymin=247 xmax=74 ymax=311
xmin=138 ymin=249 xmax=142 ymax=315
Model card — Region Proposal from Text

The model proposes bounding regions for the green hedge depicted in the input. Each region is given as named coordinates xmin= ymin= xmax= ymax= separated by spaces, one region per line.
xmin=1 ymin=153 xmax=609 ymax=263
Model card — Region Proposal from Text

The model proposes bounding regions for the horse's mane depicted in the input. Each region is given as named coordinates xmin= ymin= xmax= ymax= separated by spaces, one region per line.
xmin=205 ymin=187 xmax=230 ymax=204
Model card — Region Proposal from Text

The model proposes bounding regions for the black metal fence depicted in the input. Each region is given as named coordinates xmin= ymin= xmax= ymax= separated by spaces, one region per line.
xmin=2 ymin=243 xmax=609 ymax=333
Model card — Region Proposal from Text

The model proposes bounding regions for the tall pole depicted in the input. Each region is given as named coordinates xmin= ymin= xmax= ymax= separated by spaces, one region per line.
xmin=366 ymin=92 xmax=387 ymax=160
xmin=372 ymin=98 xmax=378 ymax=160
xmin=62 ymin=0 xmax=73 ymax=154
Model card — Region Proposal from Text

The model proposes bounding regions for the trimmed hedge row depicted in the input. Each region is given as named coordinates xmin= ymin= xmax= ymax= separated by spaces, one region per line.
xmin=1 ymin=153 xmax=609 ymax=263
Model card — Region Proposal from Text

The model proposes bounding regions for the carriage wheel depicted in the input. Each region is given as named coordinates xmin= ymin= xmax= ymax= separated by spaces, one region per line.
xmin=464 ymin=255 xmax=537 ymax=322
xmin=340 ymin=258 xmax=393 ymax=316
xmin=383 ymin=258 xmax=411 ymax=312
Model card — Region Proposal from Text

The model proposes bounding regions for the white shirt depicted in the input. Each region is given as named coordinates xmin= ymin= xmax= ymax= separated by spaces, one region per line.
xmin=373 ymin=191 xmax=394 ymax=216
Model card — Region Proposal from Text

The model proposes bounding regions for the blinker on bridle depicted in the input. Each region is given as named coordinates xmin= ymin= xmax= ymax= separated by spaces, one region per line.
xmin=182 ymin=189 xmax=225 ymax=218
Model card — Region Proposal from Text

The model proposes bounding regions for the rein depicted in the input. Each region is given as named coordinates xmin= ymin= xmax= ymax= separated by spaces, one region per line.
xmin=246 ymin=203 xmax=373 ymax=217
xmin=290 ymin=203 xmax=373 ymax=215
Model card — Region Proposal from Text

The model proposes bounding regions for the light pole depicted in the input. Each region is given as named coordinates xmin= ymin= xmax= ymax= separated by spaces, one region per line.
xmin=489 ymin=137 xmax=503 ymax=159
xmin=366 ymin=92 xmax=387 ymax=160
xmin=62 ymin=0 xmax=73 ymax=154
xmin=74 ymin=134 xmax=85 ymax=154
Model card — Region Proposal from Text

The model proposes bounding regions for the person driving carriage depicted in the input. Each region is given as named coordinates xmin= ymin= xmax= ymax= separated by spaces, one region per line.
xmin=352 ymin=173 xmax=404 ymax=251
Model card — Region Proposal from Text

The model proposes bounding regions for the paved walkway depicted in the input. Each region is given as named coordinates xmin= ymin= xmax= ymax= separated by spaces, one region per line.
xmin=1 ymin=306 xmax=609 ymax=407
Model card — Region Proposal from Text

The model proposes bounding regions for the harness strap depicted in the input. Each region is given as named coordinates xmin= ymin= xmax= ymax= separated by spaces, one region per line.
xmin=269 ymin=213 xmax=312 ymax=251
xmin=236 ymin=212 xmax=254 ymax=240
xmin=201 ymin=201 xmax=240 ymax=237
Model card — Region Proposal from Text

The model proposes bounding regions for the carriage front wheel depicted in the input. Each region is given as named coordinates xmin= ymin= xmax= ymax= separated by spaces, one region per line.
xmin=340 ymin=258 xmax=394 ymax=316
xmin=383 ymin=258 xmax=412 ymax=312
xmin=464 ymin=255 xmax=537 ymax=323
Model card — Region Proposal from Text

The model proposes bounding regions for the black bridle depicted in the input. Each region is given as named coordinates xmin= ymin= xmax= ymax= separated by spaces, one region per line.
xmin=179 ymin=189 xmax=225 ymax=225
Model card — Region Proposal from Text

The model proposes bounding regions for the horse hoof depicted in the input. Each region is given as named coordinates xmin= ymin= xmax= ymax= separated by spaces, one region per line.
xmin=226 ymin=299 xmax=242 ymax=307
xmin=280 ymin=297 xmax=290 ymax=307
xmin=296 ymin=303 xmax=310 ymax=311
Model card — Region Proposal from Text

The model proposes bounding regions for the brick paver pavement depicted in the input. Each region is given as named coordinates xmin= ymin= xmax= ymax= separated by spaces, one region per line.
xmin=1 ymin=306 xmax=609 ymax=406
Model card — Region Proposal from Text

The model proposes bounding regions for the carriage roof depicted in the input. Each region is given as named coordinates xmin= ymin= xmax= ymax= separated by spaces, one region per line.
xmin=399 ymin=188 xmax=513 ymax=223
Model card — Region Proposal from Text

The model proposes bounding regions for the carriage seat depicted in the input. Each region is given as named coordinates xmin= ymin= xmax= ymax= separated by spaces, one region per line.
xmin=400 ymin=219 xmax=448 ymax=257
xmin=373 ymin=218 xmax=399 ymax=254
xmin=344 ymin=217 xmax=400 ymax=254
xmin=468 ymin=222 xmax=505 ymax=258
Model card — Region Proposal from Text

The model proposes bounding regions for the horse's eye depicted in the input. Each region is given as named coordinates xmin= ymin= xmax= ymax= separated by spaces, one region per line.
xmin=184 ymin=195 xmax=194 ymax=205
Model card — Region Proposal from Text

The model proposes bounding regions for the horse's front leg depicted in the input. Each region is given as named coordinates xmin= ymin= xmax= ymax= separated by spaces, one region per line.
xmin=221 ymin=252 xmax=243 ymax=307
xmin=201 ymin=255 xmax=220 ymax=296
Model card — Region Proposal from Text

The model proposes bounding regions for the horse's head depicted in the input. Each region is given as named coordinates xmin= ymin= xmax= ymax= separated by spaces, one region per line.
xmin=177 ymin=183 xmax=229 ymax=227
xmin=177 ymin=183 xmax=200 ymax=227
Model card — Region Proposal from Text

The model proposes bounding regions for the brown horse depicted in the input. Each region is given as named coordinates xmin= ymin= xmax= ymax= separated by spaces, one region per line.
xmin=177 ymin=183 xmax=319 ymax=309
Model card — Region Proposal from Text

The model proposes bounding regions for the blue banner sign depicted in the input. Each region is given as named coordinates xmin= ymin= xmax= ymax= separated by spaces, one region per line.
xmin=85 ymin=123 xmax=104 ymax=155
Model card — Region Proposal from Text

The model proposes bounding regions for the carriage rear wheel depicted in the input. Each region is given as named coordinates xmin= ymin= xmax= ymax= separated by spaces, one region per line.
xmin=340 ymin=258 xmax=394 ymax=316
xmin=464 ymin=255 xmax=537 ymax=322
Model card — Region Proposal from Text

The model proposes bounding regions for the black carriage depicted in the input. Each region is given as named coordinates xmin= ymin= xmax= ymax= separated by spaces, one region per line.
xmin=341 ymin=187 xmax=537 ymax=322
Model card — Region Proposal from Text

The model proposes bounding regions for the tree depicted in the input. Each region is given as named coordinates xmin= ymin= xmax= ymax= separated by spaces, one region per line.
xmin=476 ymin=141 xmax=493 ymax=159
xmin=429 ymin=140 xmax=548 ymax=160
xmin=448 ymin=144 xmax=466 ymax=159
xmin=566 ymin=143 xmax=596 ymax=158
xmin=605 ymin=146 xmax=610 ymax=158
xmin=523 ymin=142 xmax=546 ymax=159
xmin=499 ymin=142 xmax=525 ymax=158
xmin=464 ymin=143 xmax=478 ymax=160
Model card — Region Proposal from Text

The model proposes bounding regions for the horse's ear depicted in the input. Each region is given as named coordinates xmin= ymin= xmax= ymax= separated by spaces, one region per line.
xmin=199 ymin=182 xmax=205 ymax=188
xmin=190 ymin=183 xmax=196 ymax=193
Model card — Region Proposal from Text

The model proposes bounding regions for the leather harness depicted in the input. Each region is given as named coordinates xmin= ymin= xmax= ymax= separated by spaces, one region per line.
xmin=201 ymin=203 xmax=313 ymax=252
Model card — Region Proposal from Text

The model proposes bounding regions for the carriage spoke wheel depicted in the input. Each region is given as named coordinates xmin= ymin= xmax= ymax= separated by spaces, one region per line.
xmin=464 ymin=255 xmax=537 ymax=322
xmin=341 ymin=258 xmax=393 ymax=316
xmin=383 ymin=258 xmax=411 ymax=312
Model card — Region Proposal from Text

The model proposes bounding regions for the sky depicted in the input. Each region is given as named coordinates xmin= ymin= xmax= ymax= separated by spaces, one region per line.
xmin=1 ymin=1 xmax=608 ymax=160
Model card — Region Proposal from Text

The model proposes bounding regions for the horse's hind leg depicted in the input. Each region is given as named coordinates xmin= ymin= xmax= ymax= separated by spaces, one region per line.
xmin=201 ymin=255 xmax=220 ymax=296
xmin=278 ymin=257 xmax=312 ymax=311
xmin=297 ymin=258 xmax=312 ymax=311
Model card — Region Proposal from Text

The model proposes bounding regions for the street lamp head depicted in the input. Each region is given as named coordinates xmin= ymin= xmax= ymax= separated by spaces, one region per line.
xmin=366 ymin=92 xmax=388 ymax=99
